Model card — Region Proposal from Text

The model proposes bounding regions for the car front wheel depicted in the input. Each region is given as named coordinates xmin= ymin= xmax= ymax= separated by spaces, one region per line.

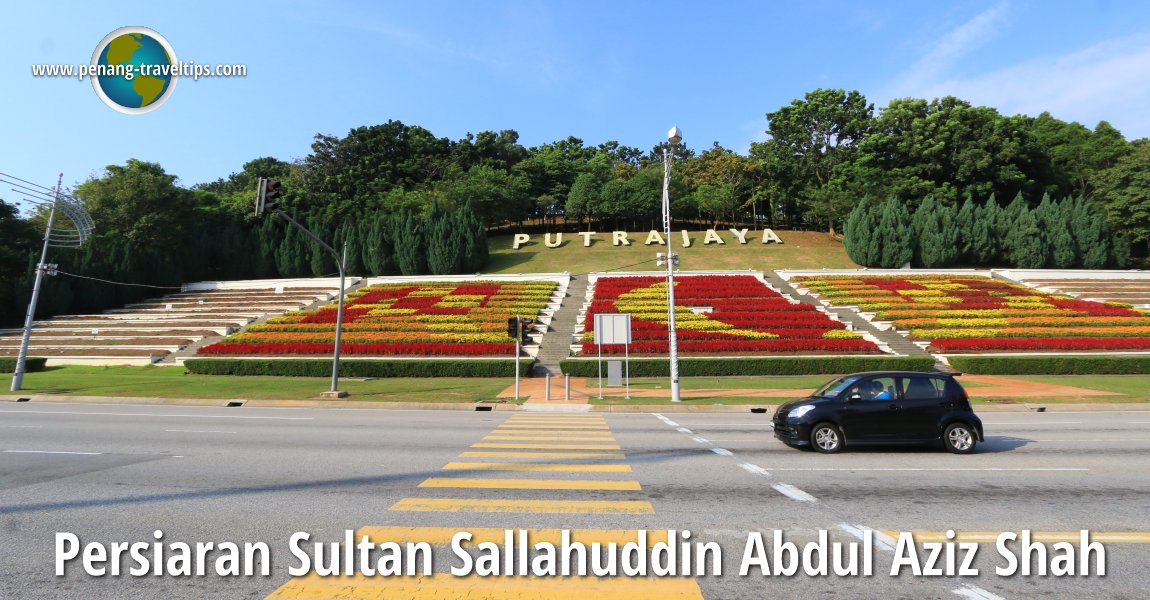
xmin=943 ymin=423 xmax=977 ymax=454
xmin=810 ymin=423 xmax=843 ymax=454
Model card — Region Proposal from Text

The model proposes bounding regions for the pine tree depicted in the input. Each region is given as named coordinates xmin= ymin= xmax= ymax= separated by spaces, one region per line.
xmin=843 ymin=202 xmax=869 ymax=265
xmin=394 ymin=211 xmax=428 ymax=275
xmin=1005 ymin=208 xmax=1048 ymax=268
xmin=1075 ymin=198 xmax=1114 ymax=269
xmin=457 ymin=201 xmax=488 ymax=272
xmin=361 ymin=214 xmax=395 ymax=276
xmin=427 ymin=205 xmax=464 ymax=274
xmin=955 ymin=196 xmax=976 ymax=263
xmin=1040 ymin=196 xmax=1077 ymax=268
xmin=304 ymin=216 xmax=334 ymax=276
xmin=910 ymin=195 xmax=937 ymax=266
xmin=877 ymin=197 xmax=913 ymax=268
xmin=919 ymin=200 xmax=959 ymax=268
xmin=970 ymin=200 xmax=1001 ymax=265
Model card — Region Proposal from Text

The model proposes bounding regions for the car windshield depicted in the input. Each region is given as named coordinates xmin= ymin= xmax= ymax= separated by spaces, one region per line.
xmin=812 ymin=375 xmax=861 ymax=398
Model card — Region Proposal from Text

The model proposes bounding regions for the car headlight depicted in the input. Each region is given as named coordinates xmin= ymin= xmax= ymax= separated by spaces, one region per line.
xmin=789 ymin=405 xmax=814 ymax=419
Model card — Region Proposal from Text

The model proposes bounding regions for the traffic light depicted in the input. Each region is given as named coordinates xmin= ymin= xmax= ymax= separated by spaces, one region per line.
xmin=255 ymin=177 xmax=283 ymax=216
xmin=507 ymin=316 xmax=520 ymax=339
xmin=520 ymin=318 xmax=532 ymax=343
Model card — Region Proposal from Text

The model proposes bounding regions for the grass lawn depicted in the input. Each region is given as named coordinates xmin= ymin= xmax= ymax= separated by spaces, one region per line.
xmin=992 ymin=374 xmax=1150 ymax=403
xmin=486 ymin=231 xmax=858 ymax=274
xmin=589 ymin=395 xmax=778 ymax=405
xmin=1 ymin=366 xmax=513 ymax=403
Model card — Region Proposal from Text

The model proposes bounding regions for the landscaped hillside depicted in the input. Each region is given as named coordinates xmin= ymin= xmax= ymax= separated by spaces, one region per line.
xmin=486 ymin=231 xmax=858 ymax=273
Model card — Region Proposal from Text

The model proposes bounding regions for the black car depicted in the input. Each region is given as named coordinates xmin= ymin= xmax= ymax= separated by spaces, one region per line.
xmin=773 ymin=371 xmax=984 ymax=454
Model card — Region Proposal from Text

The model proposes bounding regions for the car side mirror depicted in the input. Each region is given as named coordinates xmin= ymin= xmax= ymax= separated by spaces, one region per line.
xmin=847 ymin=393 xmax=862 ymax=403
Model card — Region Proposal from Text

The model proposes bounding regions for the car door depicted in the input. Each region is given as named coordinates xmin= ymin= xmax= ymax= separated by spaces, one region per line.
xmin=897 ymin=376 xmax=948 ymax=439
xmin=837 ymin=376 xmax=900 ymax=441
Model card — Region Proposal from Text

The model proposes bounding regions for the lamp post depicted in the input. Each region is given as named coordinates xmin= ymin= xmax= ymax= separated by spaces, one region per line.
xmin=660 ymin=126 xmax=683 ymax=402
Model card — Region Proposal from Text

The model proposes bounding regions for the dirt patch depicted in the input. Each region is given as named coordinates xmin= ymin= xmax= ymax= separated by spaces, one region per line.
xmin=958 ymin=375 xmax=1120 ymax=398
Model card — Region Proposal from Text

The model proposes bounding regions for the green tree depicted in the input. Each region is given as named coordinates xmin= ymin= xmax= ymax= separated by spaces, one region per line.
xmin=0 ymin=200 xmax=39 ymax=326
xmin=1094 ymin=140 xmax=1150 ymax=252
xmin=360 ymin=214 xmax=395 ymax=276
xmin=393 ymin=211 xmax=427 ymax=275
xmin=750 ymin=88 xmax=874 ymax=232
xmin=914 ymin=197 xmax=959 ymax=268
xmin=876 ymin=197 xmax=913 ymax=268
xmin=426 ymin=205 xmax=463 ymax=275
xmin=1005 ymin=207 xmax=1048 ymax=268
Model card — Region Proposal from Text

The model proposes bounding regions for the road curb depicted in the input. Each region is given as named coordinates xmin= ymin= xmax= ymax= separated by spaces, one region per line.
xmin=3 ymin=394 xmax=1149 ymax=413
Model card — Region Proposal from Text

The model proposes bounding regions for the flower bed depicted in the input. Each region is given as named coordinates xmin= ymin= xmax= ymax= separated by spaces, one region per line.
xmin=795 ymin=275 xmax=1150 ymax=353
xmin=197 ymin=280 xmax=557 ymax=357
xmin=582 ymin=275 xmax=879 ymax=355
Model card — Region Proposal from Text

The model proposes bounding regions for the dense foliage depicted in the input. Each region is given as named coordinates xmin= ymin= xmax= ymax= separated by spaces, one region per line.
xmin=3 ymin=89 xmax=1149 ymax=326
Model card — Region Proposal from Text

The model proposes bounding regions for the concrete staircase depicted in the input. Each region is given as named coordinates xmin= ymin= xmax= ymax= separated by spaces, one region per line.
xmin=531 ymin=275 xmax=589 ymax=375
xmin=162 ymin=280 xmax=367 ymax=365
xmin=762 ymin=271 xmax=939 ymax=364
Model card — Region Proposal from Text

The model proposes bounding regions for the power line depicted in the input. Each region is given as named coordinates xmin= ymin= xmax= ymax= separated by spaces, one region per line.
xmin=55 ymin=270 xmax=183 ymax=290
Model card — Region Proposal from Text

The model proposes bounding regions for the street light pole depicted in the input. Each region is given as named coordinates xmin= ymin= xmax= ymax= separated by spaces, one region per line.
xmin=662 ymin=126 xmax=683 ymax=403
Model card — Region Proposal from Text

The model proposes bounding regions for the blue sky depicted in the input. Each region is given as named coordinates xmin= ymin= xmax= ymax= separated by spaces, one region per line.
xmin=3 ymin=0 xmax=1150 ymax=211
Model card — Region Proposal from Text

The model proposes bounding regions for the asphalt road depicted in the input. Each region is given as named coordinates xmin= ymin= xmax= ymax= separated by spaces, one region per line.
xmin=1 ymin=402 xmax=1147 ymax=599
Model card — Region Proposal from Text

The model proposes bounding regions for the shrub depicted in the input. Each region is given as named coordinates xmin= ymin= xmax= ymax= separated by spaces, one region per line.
xmin=184 ymin=358 xmax=534 ymax=377
xmin=947 ymin=355 xmax=1150 ymax=375
xmin=559 ymin=356 xmax=936 ymax=377
xmin=0 ymin=357 xmax=47 ymax=374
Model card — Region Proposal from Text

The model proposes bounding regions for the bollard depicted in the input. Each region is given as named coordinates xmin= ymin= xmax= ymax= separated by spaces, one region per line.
xmin=565 ymin=374 xmax=570 ymax=401
xmin=545 ymin=373 xmax=551 ymax=402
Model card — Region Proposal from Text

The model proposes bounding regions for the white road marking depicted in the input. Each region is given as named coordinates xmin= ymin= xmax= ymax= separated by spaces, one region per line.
xmin=711 ymin=448 xmax=733 ymax=456
xmin=0 ymin=410 xmax=312 ymax=420
xmin=982 ymin=422 xmax=1081 ymax=425
xmin=663 ymin=423 xmax=775 ymax=427
xmin=3 ymin=450 xmax=101 ymax=455
xmin=739 ymin=462 xmax=771 ymax=476
xmin=839 ymin=523 xmax=897 ymax=553
xmin=952 ymin=584 xmax=1007 ymax=600
xmin=676 ymin=427 xmax=693 ymax=434
xmin=1030 ymin=436 xmax=1145 ymax=441
xmin=761 ymin=467 xmax=1088 ymax=472
xmin=165 ymin=429 xmax=236 ymax=434
xmin=772 ymin=483 xmax=818 ymax=503
xmin=5 ymin=425 xmax=43 ymax=428
xmin=691 ymin=436 xmax=709 ymax=444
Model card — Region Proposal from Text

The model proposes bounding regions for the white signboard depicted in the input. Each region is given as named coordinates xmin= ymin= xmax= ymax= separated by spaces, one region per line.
xmin=593 ymin=313 xmax=632 ymax=345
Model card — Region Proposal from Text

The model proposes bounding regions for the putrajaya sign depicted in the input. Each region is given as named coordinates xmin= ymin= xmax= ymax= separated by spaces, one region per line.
xmin=511 ymin=229 xmax=785 ymax=249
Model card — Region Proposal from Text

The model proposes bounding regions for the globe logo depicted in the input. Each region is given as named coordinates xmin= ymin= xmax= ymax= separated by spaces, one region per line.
xmin=90 ymin=26 xmax=177 ymax=114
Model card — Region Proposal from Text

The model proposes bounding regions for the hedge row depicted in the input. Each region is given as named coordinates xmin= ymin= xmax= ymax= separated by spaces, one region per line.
xmin=948 ymin=355 xmax=1150 ymax=375
xmin=559 ymin=356 xmax=937 ymax=377
xmin=0 ymin=357 xmax=47 ymax=374
xmin=184 ymin=358 xmax=535 ymax=378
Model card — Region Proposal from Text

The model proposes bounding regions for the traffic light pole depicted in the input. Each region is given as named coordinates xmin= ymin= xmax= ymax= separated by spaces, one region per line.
xmin=270 ymin=208 xmax=348 ymax=397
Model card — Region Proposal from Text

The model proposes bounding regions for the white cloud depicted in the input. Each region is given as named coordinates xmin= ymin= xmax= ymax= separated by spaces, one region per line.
xmin=888 ymin=2 xmax=1011 ymax=96
xmin=916 ymin=35 xmax=1150 ymax=137
xmin=880 ymin=2 xmax=1150 ymax=138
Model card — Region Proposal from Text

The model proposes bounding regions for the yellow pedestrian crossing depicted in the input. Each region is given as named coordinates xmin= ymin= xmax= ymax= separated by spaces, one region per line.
xmin=441 ymin=462 xmax=632 ymax=472
xmin=355 ymin=526 xmax=672 ymax=546
xmin=459 ymin=451 xmax=627 ymax=459
xmin=269 ymin=572 xmax=702 ymax=599
xmin=483 ymin=435 xmax=617 ymax=441
xmin=419 ymin=477 xmax=642 ymax=490
xmin=390 ymin=498 xmax=656 ymax=514
xmin=473 ymin=442 xmax=622 ymax=450
xmin=267 ymin=414 xmax=701 ymax=598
